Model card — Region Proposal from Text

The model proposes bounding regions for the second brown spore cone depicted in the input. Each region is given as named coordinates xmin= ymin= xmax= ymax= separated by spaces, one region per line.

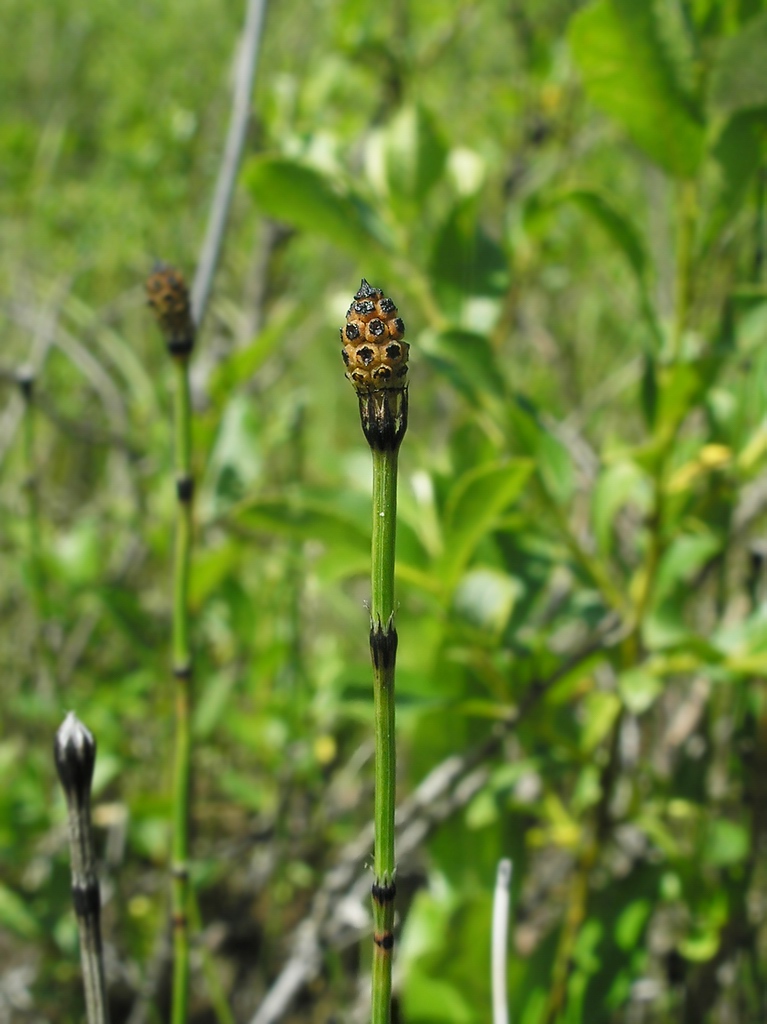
xmin=146 ymin=262 xmax=195 ymax=356
xmin=341 ymin=279 xmax=408 ymax=392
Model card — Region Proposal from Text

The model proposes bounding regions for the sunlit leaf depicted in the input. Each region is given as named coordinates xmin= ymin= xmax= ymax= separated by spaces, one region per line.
xmin=703 ymin=819 xmax=749 ymax=867
xmin=440 ymin=460 xmax=533 ymax=587
xmin=0 ymin=883 xmax=40 ymax=940
xmin=580 ymin=691 xmax=621 ymax=752
xmin=592 ymin=460 xmax=650 ymax=556
xmin=420 ymin=329 xmax=507 ymax=404
xmin=569 ymin=0 xmax=705 ymax=177
xmin=245 ymin=156 xmax=386 ymax=253
xmin=618 ymin=667 xmax=663 ymax=714
xmin=430 ymin=196 xmax=509 ymax=304
xmin=368 ymin=104 xmax=447 ymax=210
xmin=553 ymin=189 xmax=648 ymax=280
xmin=709 ymin=11 xmax=767 ymax=115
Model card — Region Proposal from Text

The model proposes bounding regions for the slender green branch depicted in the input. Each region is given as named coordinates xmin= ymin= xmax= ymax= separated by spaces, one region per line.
xmin=54 ymin=712 xmax=111 ymax=1024
xmin=341 ymin=279 xmax=410 ymax=1024
xmin=146 ymin=264 xmax=197 ymax=1024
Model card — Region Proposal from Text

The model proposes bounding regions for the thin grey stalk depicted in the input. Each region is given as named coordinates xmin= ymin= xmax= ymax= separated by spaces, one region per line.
xmin=54 ymin=712 xmax=110 ymax=1024
xmin=492 ymin=858 xmax=513 ymax=1024
xmin=191 ymin=0 xmax=269 ymax=327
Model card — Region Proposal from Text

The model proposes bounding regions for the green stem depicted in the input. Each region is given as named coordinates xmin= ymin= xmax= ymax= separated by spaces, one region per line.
xmin=371 ymin=449 xmax=398 ymax=635
xmin=171 ymin=356 xmax=194 ymax=1024
xmin=370 ymin=446 xmax=399 ymax=1024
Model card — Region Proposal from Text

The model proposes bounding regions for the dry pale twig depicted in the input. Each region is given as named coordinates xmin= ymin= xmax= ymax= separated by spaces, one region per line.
xmin=492 ymin=859 xmax=513 ymax=1024
xmin=191 ymin=0 xmax=269 ymax=330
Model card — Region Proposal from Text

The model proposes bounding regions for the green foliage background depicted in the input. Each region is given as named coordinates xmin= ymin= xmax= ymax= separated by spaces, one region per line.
xmin=2 ymin=0 xmax=767 ymax=1021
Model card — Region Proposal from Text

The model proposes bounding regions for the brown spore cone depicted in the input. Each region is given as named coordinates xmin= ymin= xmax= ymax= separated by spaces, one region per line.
xmin=340 ymin=279 xmax=408 ymax=392
xmin=146 ymin=262 xmax=195 ymax=356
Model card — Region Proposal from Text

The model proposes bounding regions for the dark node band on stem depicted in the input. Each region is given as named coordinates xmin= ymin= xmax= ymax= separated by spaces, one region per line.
xmin=173 ymin=662 xmax=193 ymax=680
xmin=171 ymin=863 xmax=190 ymax=880
xmin=16 ymin=366 xmax=35 ymax=400
xmin=371 ymin=879 xmax=397 ymax=904
xmin=373 ymin=931 xmax=395 ymax=950
xmin=72 ymin=881 xmax=101 ymax=918
xmin=358 ymin=387 xmax=408 ymax=453
xmin=176 ymin=475 xmax=195 ymax=503
xmin=369 ymin=622 xmax=398 ymax=671
xmin=172 ymin=912 xmax=188 ymax=930
xmin=167 ymin=337 xmax=195 ymax=358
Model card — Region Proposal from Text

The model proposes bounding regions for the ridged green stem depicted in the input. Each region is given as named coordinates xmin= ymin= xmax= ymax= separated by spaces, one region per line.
xmin=171 ymin=355 xmax=194 ymax=1024
xmin=370 ymin=446 xmax=399 ymax=1024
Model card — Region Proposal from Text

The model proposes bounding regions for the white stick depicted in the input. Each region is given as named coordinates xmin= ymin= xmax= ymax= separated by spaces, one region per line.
xmin=492 ymin=858 xmax=513 ymax=1024
xmin=191 ymin=0 xmax=269 ymax=329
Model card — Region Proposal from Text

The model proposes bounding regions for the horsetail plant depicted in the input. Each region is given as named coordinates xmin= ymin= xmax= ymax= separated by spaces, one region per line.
xmin=54 ymin=712 xmax=110 ymax=1024
xmin=146 ymin=263 xmax=197 ymax=1024
xmin=341 ymin=279 xmax=409 ymax=1024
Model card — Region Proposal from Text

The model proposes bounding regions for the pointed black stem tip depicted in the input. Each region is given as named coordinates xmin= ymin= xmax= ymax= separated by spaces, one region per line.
xmin=54 ymin=712 xmax=96 ymax=803
xmin=355 ymin=278 xmax=380 ymax=299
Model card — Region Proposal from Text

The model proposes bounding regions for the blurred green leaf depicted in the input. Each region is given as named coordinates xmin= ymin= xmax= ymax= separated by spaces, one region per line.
xmin=618 ymin=667 xmax=663 ymax=714
xmin=679 ymin=926 xmax=720 ymax=962
xmin=204 ymin=394 xmax=263 ymax=511
xmin=440 ymin=460 xmax=533 ymax=587
xmin=569 ymin=0 xmax=705 ymax=177
xmin=510 ymin=399 xmax=574 ymax=506
xmin=420 ymin=329 xmax=507 ymax=404
xmin=430 ymin=196 xmax=508 ymax=304
xmin=703 ymin=819 xmax=749 ymax=867
xmin=592 ymin=460 xmax=649 ymax=556
xmin=453 ymin=568 xmax=521 ymax=634
xmin=704 ymin=111 xmax=764 ymax=249
xmin=709 ymin=11 xmax=767 ymax=115
xmin=235 ymin=489 xmax=370 ymax=551
xmin=580 ymin=691 xmax=620 ymax=752
xmin=245 ymin=156 xmax=385 ymax=253
xmin=50 ymin=518 xmax=103 ymax=587
xmin=652 ymin=532 xmax=721 ymax=606
xmin=210 ymin=305 xmax=297 ymax=401
xmin=553 ymin=189 xmax=647 ymax=280
xmin=368 ymin=104 xmax=447 ymax=210
xmin=615 ymin=898 xmax=651 ymax=951
xmin=190 ymin=542 xmax=242 ymax=609
xmin=0 ymin=882 xmax=40 ymax=940
xmin=654 ymin=359 xmax=710 ymax=437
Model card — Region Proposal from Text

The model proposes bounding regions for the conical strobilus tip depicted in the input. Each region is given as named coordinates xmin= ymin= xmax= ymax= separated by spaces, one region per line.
xmin=54 ymin=712 xmax=110 ymax=1024
xmin=55 ymin=711 xmax=96 ymax=806
xmin=146 ymin=262 xmax=196 ymax=357
xmin=340 ymin=280 xmax=409 ymax=394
